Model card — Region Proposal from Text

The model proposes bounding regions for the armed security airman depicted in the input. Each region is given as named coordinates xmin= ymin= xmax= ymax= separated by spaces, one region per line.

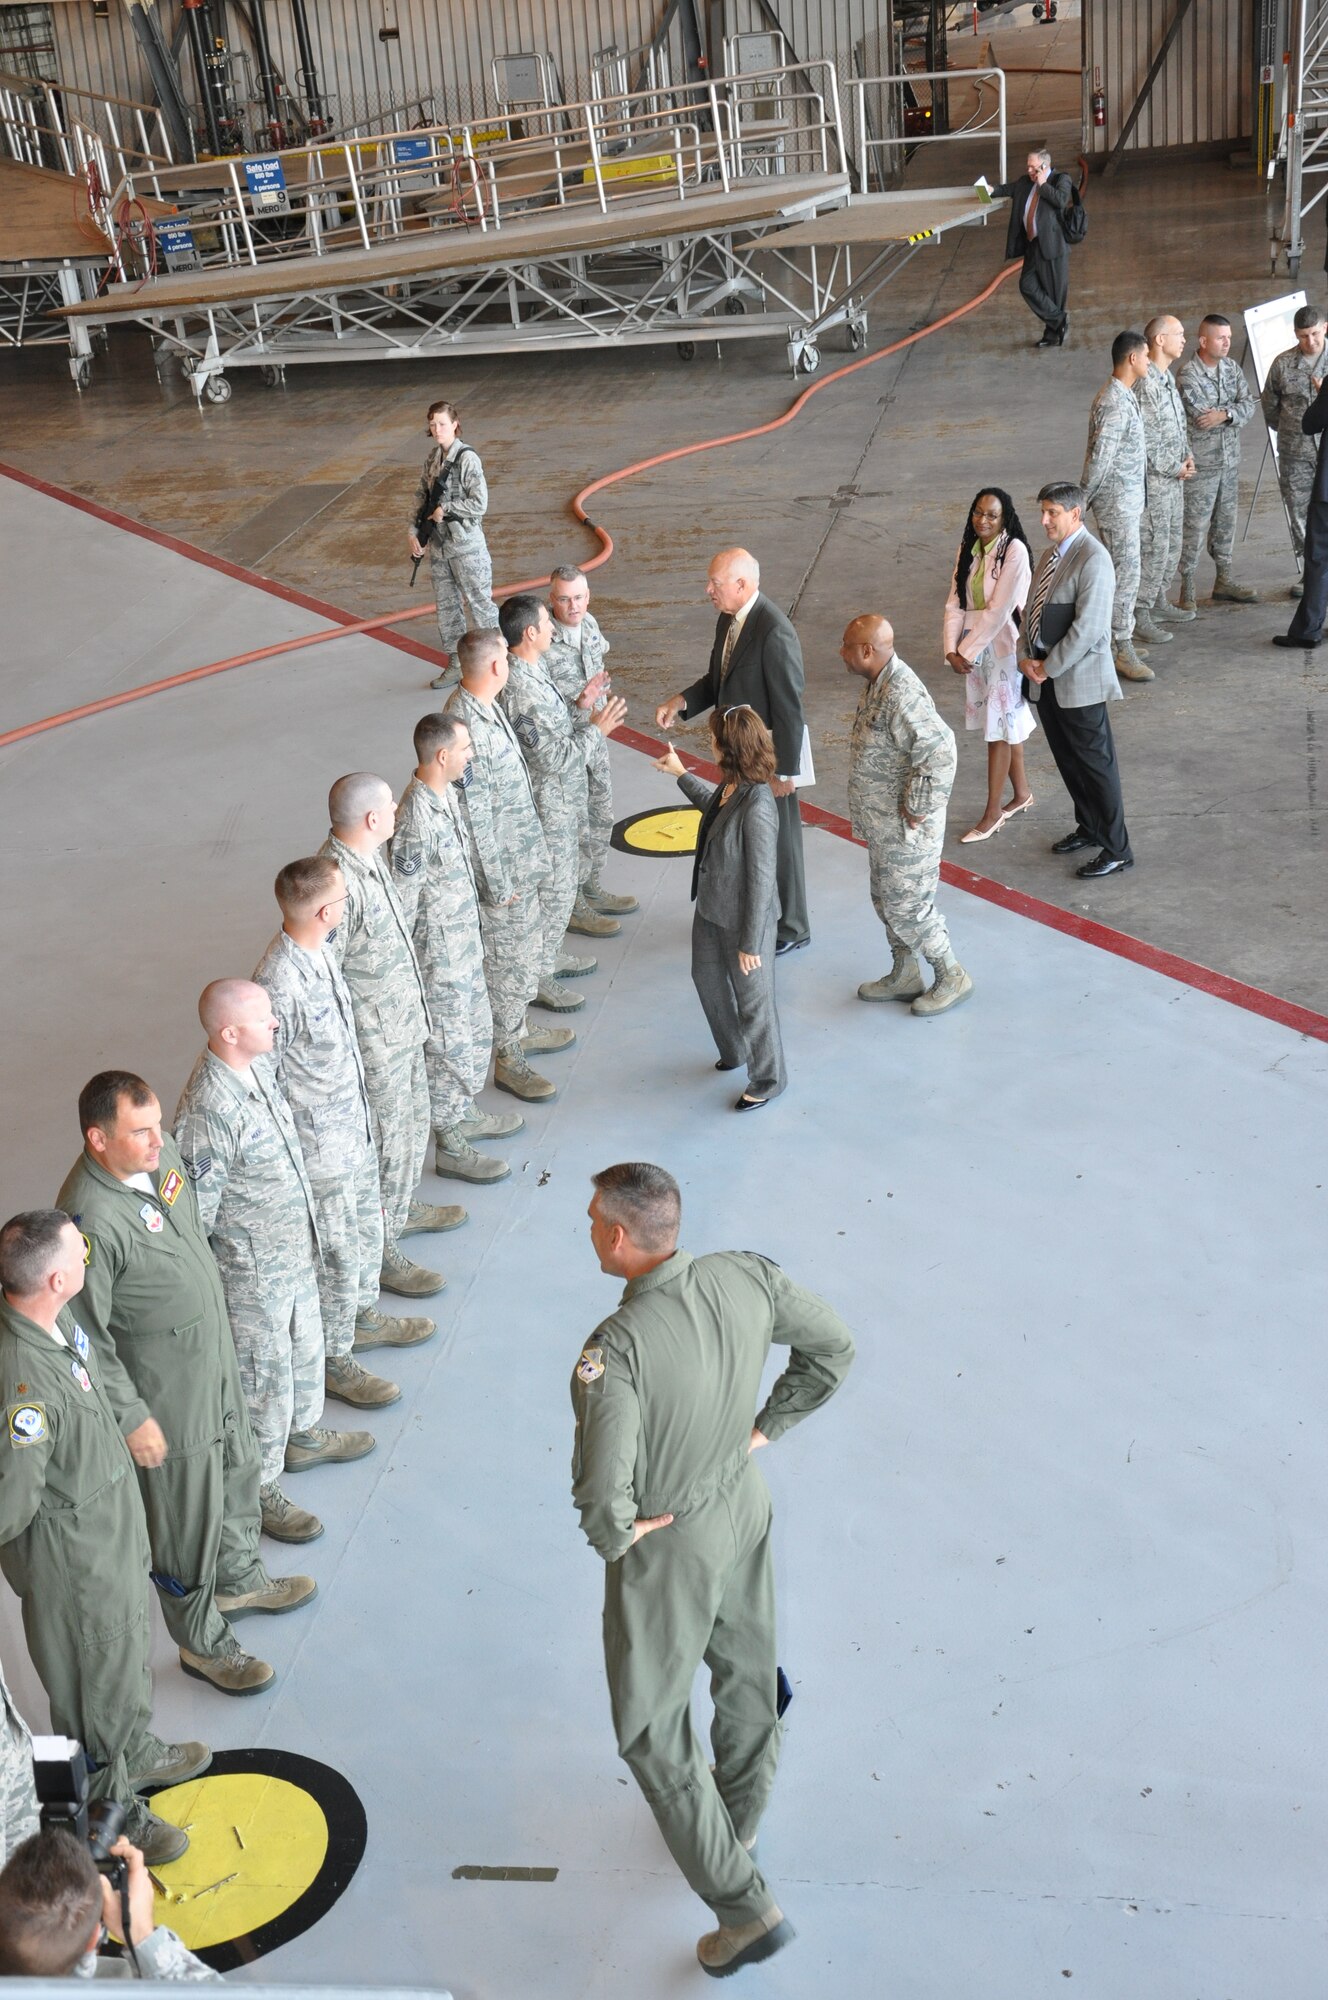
xmin=546 ymin=564 xmax=639 ymax=929
xmin=443 ymin=630 xmax=558 ymax=1104
xmin=572 ymin=1163 xmax=854 ymax=1979
xmin=0 ymin=1209 xmax=212 ymax=1864
xmin=254 ymin=859 xmax=417 ymax=1450
xmin=842 ymin=616 xmax=972 ymax=1016
xmin=321 ymin=775 xmax=465 ymax=1301
xmin=57 ymin=1075 xmax=315 ymax=1697
xmin=390 ymin=713 xmax=522 ymax=1186
xmin=174 ymin=980 xmax=377 ymax=1548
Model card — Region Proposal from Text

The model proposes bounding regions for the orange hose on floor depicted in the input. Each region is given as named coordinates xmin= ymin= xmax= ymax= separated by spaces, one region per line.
xmin=0 ymin=262 xmax=1019 ymax=754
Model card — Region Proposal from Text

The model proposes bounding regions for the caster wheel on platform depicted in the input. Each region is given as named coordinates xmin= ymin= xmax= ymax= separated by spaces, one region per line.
xmin=72 ymin=358 xmax=92 ymax=390
xmin=675 ymin=341 xmax=696 ymax=362
xmin=847 ymin=319 xmax=866 ymax=351
xmin=724 ymin=296 xmax=747 ymax=316
xmin=260 ymin=364 xmax=285 ymax=388
xmin=204 ymin=375 xmax=233 ymax=403
xmin=797 ymin=344 xmax=821 ymax=375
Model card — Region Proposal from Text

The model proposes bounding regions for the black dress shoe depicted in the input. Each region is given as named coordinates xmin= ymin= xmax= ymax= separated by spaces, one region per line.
xmin=1272 ymin=632 xmax=1321 ymax=648
xmin=714 ymin=1060 xmax=740 ymax=1072
xmin=774 ymin=936 xmax=809 ymax=956
xmin=1055 ymin=316 xmax=1069 ymax=346
xmin=1036 ymin=328 xmax=1058 ymax=348
xmin=1051 ymin=831 xmax=1094 ymax=854
xmin=1076 ymin=852 xmax=1134 ymax=878
xmin=734 ymin=1094 xmax=769 ymax=1113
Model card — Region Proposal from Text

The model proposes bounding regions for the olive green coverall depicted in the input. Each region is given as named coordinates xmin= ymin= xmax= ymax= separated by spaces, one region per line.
xmin=56 ymin=1140 xmax=268 ymax=1659
xmin=571 ymin=1249 xmax=854 ymax=1926
xmin=0 ymin=1299 xmax=156 ymax=1807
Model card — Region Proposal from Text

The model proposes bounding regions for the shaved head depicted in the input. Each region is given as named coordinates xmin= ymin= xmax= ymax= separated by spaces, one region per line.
xmin=709 ymin=547 xmax=760 ymax=587
xmin=706 ymin=547 xmax=761 ymax=616
xmin=199 ymin=978 xmax=269 ymax=1037
xmin=843 ymin=614 xmax=894 ymax=652
xmin=329 ymin=772 xmax=392 ymax=830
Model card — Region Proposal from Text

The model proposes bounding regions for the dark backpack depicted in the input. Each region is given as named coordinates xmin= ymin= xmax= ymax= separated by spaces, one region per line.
xmin=1062 ymin=181 xmax=1088 ymax=245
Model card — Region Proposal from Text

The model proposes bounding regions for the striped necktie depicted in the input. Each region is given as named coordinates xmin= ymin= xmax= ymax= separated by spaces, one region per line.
xmin=719 ymin=616 xmax=739 ymax=683
xmin=1026 ymin=547 xmax=1060 ymax=651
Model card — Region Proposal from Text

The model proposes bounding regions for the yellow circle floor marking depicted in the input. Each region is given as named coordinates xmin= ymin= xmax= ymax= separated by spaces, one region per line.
xmin=148 ymin=1770 xmax=329 ymax=1950
xmin=614 ymin=806 xmax=701 ymax=855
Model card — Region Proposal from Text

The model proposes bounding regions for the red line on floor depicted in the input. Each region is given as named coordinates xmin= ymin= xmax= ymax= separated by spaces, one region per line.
xmin=7 ymin=473 xmax=1327 ymax=1046
xmin=614 ymin=726 xmax=1328 ymax=1045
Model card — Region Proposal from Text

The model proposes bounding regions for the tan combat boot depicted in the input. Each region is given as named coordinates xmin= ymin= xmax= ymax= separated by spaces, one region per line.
xmin=1131 ymin=609 xmax=1172 ymax=644
xmin=457 ymin=1104 xmax=524 ymax=1138
xmin=1176 ymin=571 xmax=1199 ymax=614
xmin=399 ymin=1198 xmax=467 ymax=1236
xmin=1212 ymin=568 xmax=1259 ymax=602
xmin=354 ymin=1304 xmax=435 ymax=1348
xmin=495 ymin=1046 xmax=557 ymax=1101
xmin=567 ymin=894 xmax=620 ymax=938
xmin=179 ymin=1635 xmax=275 ymax=1696
xmin=284 ymin=1426 xmax=376 ymax=1471
xmin=521 ymin=1023 xmax=576 ymax=1055
xmin=554 ymin=950 xmax=597 ymax=978
xmin=325 ymin=1354 xmax=402 ymax=1408
xmin=1113 ymin=639 xmax=1155 ymax=682
xmin=126 ymin=1801 xmax=190 ymax=1866
xmin=379 ymin=1240 xmax=444 ymax=1298
xmin=696 ymin=1905 xmax=794 ymax=1977
xmin=216 ymin=1567 xmax=318 ymax=1612
xmin=125 ymin=1738 xmax=212 ymax=1791
xmin=534 ymin=976 xmax=584 ymax=1013
xmin=911 ymin=959 xmax=975 ymax=1017
xmin=857 ymin=950 xmax=924 ymax=1002
xmin=436 ymin=1125 xmax=510 ymax=1183
xmin=584 ymin=874 xmax=638 ymax=915
xmin=258 ymin=1480 xmax=324 ymax=1543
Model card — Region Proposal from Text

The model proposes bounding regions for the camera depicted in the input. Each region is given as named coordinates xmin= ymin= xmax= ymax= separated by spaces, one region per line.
xmin=31 ymin=1736 xmax=128 ymax=1886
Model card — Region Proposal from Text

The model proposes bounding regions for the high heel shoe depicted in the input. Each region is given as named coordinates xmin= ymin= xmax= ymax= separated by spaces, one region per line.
xmin=959 ymin=814 xmax=1008 ymax=844
xmin=1002 ymin=794 xmax=1034 ymax=820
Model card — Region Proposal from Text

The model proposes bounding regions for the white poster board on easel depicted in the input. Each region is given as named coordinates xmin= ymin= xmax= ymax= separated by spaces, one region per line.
xmin=1241 ymin=291 xmax=1308 ymax=548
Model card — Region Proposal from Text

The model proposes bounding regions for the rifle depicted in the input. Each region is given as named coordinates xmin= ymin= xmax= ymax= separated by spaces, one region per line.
xmin=409 ymin=446 xmax=476 ymax=586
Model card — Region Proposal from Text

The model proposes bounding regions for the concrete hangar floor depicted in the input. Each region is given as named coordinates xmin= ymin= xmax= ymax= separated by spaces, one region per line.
xmin=1 ymin=126 xmax=1326 ymax=2000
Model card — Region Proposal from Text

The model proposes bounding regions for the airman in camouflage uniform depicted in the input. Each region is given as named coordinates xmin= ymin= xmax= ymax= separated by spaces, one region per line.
xmin=1081 ymin=332 xmax=1153 ymax=676
xmin=321 ymin=778 xmax=461 ymax=1301
xmin=842 ymin=617 xmax=971 ymax=1017
xmin=498 ymin=596 xmax=626 ymax=1010
xmin=1134 ymin=315 xmax=1196 ymax=626
xmin=1178 ymin=314 xmax=1258 ymax=604
xmin=408 ymin=404 xmax=500 ymax=687
xmin=254 ymin=859 xmax=410 ymax=1424
xmin=0 ymin=1665 xmax=36 ymax=1867
xmin=546 ymin=566 xmax=639 ymax=928
xmin=1261 ymin=306 xmax=1327 ymax=570
xmin=391 ymin=715 xmax=523 ymax=1187
xmin=444 ymin=630 xmax=558 ymax=1105
xmin=174 ymin=982 xmax=376 ymax=1544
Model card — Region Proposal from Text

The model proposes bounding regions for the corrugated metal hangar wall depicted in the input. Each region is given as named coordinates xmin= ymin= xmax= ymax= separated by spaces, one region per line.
xmin=1082 ymin=0 xmax=1254 ymax=160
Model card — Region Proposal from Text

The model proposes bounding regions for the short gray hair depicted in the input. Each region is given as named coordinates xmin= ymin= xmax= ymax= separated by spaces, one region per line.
xmin=1037 ymin=480 xmax=1086 ymax=512
xmin=0 ymin=1211 xmax=75 ymax=1297
xmin=329 ymin=772 xmax=391 ymax=830
xmin=1029 ymin=147 xmax=1052 ymax=170
xmin=591 ymin=1163 xmax=681 ymax=1252
xmin=549 ymin=564 xmax=586 ymax=586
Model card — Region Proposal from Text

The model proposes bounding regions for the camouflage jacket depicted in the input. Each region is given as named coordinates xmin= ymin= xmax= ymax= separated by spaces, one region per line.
xmin=846 ymin=655 xmax=956 ymax=833
xmin=389 ymin=776 xmax=484 ymax=979
xmin=1134 ymin=363 xmax=1190 ymax=481
xmin=1081 ymin=377 xmax=1146 ymax=510
xmin=252 ymin=931 xmax=373 ymax=1181
xmin=173 ymin=1049 xmax=321 ymax=1276
xmin=1177 ymin=353 xmax=1255 ymax=472
xmin=319 ymin=835 xmax=431 ymax=1055
xmin=442 ymin=686 xmax=551 ymax=906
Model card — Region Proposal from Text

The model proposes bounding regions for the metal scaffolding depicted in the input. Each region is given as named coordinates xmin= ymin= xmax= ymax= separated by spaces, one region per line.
xmin=1274 ymin=0 xmax=1328 ymax=274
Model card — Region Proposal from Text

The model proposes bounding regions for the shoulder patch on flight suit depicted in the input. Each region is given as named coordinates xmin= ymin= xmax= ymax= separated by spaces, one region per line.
xmin=71 ymin=1325 xmax=90 ymax=1361
xmin=8 ymin=1404 xmax=47 ymax=1447
xmin=139 ymin=1203 xmax=164 ymax=1234
xmin=70 ymin=1360 xmax=92 ymax=1393
xmin=79 ymin=1232 xmax=92 ymax=1265
xmin=576 ymin=1345 xmax=606 ymax=1384
xmin=185 ymin=1154 xmax=212 ymax=1181
xmin=159 ymin=1170 xmax=184 ymax=1206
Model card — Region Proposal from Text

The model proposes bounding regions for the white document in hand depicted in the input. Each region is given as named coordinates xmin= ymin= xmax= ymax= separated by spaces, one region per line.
xmin=792 ymin=724 xmax=816 ymax=789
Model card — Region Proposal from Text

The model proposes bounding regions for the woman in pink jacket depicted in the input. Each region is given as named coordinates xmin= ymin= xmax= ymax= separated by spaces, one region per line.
xmin=943 ymin=487 xmax=1036 ymax=843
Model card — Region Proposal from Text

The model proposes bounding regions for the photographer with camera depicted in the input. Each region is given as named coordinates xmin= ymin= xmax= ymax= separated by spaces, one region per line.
xmin=0 ymin=1211 xmax=209 ymax=1868
xmin=0 ymin=1825 xmax=217 ymax=1979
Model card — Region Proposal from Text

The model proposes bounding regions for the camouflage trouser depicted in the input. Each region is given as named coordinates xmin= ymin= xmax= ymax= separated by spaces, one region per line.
xmin=581 ymin=727 xmax=614 ymax=887
xmin=1277 ymin=439 xmax=1317 ymax=560
xmin=310 ymin=1145 xmax=384 ymax=1357
xmin=362 ymin=1041 xmax=430 ymax=1247
xmin=1138 ymin=474 xmax=1183 ymax=608
xmin=1091 ymin=496 xmax=1143 ymax=642
xmin=225 ymin=1272 xmax=325 ymax=1483
xmin=1181 ymin=461 xmax=1238 ymax=576
xmin=430 ymin=543 xmax=500 ymax=655
xmin=535 ymin=789 xmax=585 ymax=978
xmin=480 ymin=890 xmax=543 ymax=1046
xmin=0 ymin=1684 xmax=37 ymax=1865
xmin=422 ymin=959 xmax=493 ymax=1131
xmin=862 ymin=804 xmax=953 ymax=962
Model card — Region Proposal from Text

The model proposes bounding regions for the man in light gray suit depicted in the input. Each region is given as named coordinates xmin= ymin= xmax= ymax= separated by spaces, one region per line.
xmin=1019 ymin=481 xmax=1134 ymax=878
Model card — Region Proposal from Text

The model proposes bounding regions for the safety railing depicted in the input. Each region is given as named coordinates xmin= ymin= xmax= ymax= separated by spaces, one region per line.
xmin=846 ymin=67 xmax=1006 ymax=191
xmin=0 ymin=66 xmax=175 ymax=192
xmin=100 ymin=63 xmax=848 ymax=282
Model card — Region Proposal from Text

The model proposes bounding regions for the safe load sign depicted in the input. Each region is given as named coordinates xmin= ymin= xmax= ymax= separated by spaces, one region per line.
xmin=244 ymin=155 xmax=291 ymax=214
xmin=156 ymin=218 xmax=201 ymax=272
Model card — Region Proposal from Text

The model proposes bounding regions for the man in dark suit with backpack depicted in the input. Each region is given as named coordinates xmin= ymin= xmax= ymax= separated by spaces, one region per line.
xmin=991 ymin=146 xmax=1080 ymax=348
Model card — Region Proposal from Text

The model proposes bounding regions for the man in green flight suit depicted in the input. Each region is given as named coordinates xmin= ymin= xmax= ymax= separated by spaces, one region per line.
xmin=0 ymin=1209 xmax=211 ymax=1866
xmin=571 ymin=1162 xmax=855 ymax=1978
xmin=57 ymin=1073 xmax=316 ymax=1697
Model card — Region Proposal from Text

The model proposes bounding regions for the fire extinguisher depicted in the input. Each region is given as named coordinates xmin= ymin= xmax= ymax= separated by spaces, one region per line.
xmin=1091 ymin=74 xmax=1106 ymax=128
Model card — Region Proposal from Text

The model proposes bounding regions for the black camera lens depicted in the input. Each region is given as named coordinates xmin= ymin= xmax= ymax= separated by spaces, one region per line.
xmin=86 ymin=1800 xmax=128 ymax=1866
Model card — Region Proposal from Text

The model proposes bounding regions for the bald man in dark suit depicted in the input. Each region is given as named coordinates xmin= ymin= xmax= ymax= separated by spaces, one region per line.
xmin=656 ymin=549 xmax=810 ymax=953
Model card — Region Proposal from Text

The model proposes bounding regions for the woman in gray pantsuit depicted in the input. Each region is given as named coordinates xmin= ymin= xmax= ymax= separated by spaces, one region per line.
xmin=655 ymin=708 xmax=786 ymax=1112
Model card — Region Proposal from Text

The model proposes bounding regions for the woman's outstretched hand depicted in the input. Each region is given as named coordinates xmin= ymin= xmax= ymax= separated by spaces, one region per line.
xmin=654 ymin=742 xmax=685 ymax=776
